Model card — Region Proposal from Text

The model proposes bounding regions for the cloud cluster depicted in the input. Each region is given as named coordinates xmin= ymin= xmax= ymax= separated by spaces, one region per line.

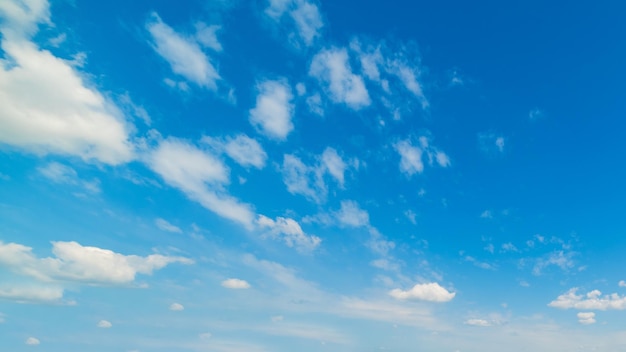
xmin=257 ymin=215 xmax=321 ymax=252
xmin=549 ymin=288 xmax=626 ymax=310
xmin=395 ymin=136 xmax=450 ymax=177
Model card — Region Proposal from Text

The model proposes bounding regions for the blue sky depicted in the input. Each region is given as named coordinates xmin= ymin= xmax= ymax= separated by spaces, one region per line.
xmin=1 ymin=0 xmax=626 ymax=351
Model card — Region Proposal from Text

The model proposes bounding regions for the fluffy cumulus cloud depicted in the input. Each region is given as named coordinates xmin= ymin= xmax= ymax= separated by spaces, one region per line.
xmin=155 ymin=218 xmax=182 ymax=234
xmin=221 ymin=278 xmax=251 ymax=289
xmin=257 ymin=215 xmax=321 ymax=252
xmin=265 ymin=0 xmax=323 ymax=47
xmin=281 ymin=148 xmax=349 ymax=203
xmin=389 ymin=282 xmax=456 ymax=302
xmin=577 ymin=312 xmax=596 ymax=325
xmin=548 ymin=288 xmax=626 ymax=310
xmin=0 ymin=241 xmax=193 ymax=288
xmin=619 ymin=280 xmax=626 ymax=288
xmin=249 ymin=79 xmax=294 ymax=140
xmin=395 ymin=136 xmax=450 ymax=177
xmin=147 ymin=138 xmax=256 ymax=227
xmin=146 ymin=13 xmax=220 ymax=89
xmin=310 ymin=47 xmax=370 ymax=110
xmin=97 ymin=320 xmax=112 ymax=328
xmin=0 ymin=18 xmax=134 ymax=164
xmin=203 ymin=134 xmax=268 ymax=169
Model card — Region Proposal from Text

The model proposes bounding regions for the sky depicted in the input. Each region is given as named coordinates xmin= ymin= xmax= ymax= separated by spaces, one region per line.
xmin=1 ymin=0 xmax=626 ymax=351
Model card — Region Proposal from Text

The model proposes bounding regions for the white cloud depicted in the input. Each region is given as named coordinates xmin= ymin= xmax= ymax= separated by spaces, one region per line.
xmin=310 ymin=47 xmax=370 ymax=110
xmin=395 ymin=137 xmax=450 ymax=177
xmin=169 ymin=303 xmax=184 ymax=311
xmin=370 ymin=258 xmax=400 ymax=271
xmin=271 ymin=315 xmax=284 ymax=322
xmin=249 ymin=79 xmax=294 ymax=140
xmin=404 ymin=210 xmax=417 ymax=224
xmin=577 ymin=312 xmax=596 ymax=325
xmin=532 ymin=250 xmax=575 ymax=275
xmin=155 ymin=218 xmax=182 ymax=234
xmin=194 ymin=22 xmax=222 ymax=52
xmin=147 ymin=138 xmax=255 ymax=228
xmin=0 ymin=0 xmax=50 ymax=38
xmin=97 ymin=320 xmax=112 ymax=328
xmin=480 ymin=210 xmax=493 ymax=219
xmin=620 ymin=280 xmax=626 ymax=288
xmin=38 ymin=162 xmax=101 ymax=194
xmin=464 ymin=255 xmax=496 ymax=270
xmin=0 ymin=39 xmax=134 ymax=164
xmin=320 ymin=147 xmax=346 ymax=186
xmin=335 ymin=200 xmax=369 ymax=228
xmin=25 ymin=337 xmax=40 ymax=345
xmin=549 ymin=288 xmax=626 ymax=310
xmin=478 ymin=132 xmax=506 ymax=155
xmin=387 ymin=59 xmax=428 ymax=109
xmin=0 ymin=285 xmax=63 ymax=303
xmin=464 ymin=319 xmax=491 ymax=327
xmin=221 ymin=278 xmax=251 ymax=289
xmin=281 ymin=149 xmax=350 ymax=204
xmin=146 ymin=13 xmax=219 ymax=89
xmin=501 ymin=242 xmax=518 ymax=252
xmin=257 ymin=215 xmax=321 ymax=252
xmin=389 ymin=282 xmax=455 ymax=302
xmin=0 ymin=240 xmax=193 ymax=286
xmin=202 ymin=134 xmax=268 ymax=169
xmin=265 ymin=0 xmax=323 ymax=47
xmin=199 ymin=332 xmax=212 ymax=339
xmin=529 ymin=108 xmax=544 ymax=121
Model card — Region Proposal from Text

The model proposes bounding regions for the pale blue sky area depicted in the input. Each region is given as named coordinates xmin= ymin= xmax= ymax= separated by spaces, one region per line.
xmin=1 ymin=0 xmax=626 ymax=351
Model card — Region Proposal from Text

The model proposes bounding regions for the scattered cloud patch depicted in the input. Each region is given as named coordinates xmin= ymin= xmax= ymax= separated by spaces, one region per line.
xmin=169 ymin=302 xmax=184 ymax=311
xmin=389 ymin=282 xmax=455 ymax=302
xmin=249 ymin=79 xmax=294 ymax=140
xmin=0 ymin=285 xmax=64 ymax=303
xmin=335 ymin=200 xmax=369 ymax=228
xmin=97 ymin=320 xmax=112 ymax=328
xmin=478 ymin=132 xmax=506 ymax=155
xmin=203 ymin=134 xmax=268 ymax=169
xmin=281 ymin=148 xmax=350 ymax=203
xmin=25 ymin=337 xmax=40 ymax=345
xmin=395 ymin=136 xmax=450 ymax=177
xmin=577 ymin=312 xmax=596 ymax=325
xmin=532 ymin=250 xmax=576 ymax=275
xmin=221 ymin=278 xmax=251 ymax=289
xmin=38 ymin=162 xmax=101 ymax=194
xmin=257 ymin=215 xmax=321 ymax=252
xmin=265 ymin=0 xmax=324 ymax=47
xmin=146 ymin=13 xmax=220 ymax=89
xmin=480 ymin=210 xmax=493 ymax=219
xmin=310 ymin=47 xmax=370 ymax=110
xmin=529 ymin=108 xmax=544 ymax=121
xmin=549 ymin=288 xmax=626 ymax=310
xmin=194 ymin=23 xmax=222 ymax=52
xmin=464 ymin=319 xmax=490 ymax=327
xmin=155 ymin=218 xmax=183 ymax=234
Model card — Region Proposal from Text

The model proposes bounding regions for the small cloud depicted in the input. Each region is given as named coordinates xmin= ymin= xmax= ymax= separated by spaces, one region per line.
xmin=97 ymin=320 xmax=112 ymax=328
xmin=249 ymin=79 xmax=294 ymax=140
xmin=221 ymin=278 xmax=251 ymax=289
xmin=577 ymin=312 xmax=596 ymax=325
xmin=480 ymin=210 xmax=493 ymax=219
xmin=199 ymin=332 xmax=212 ymax=340
xmin=519 ymin=280 xmax=530 ymax=287
xmin=464 ymin=319 xmax=490 ymax=327
xmin=619 ymin=280 xmax=626 ymax=288
xmin=169 ymin=303 xmax=184 ymax=311
xmin=501 ymin=242 xmax=518 ymax=252
xmin=478 ymin=132 xmax=506 ymax=155
xmin=404 ymin=210 xmax=417 ymax=224
xmin=26 ymin=337 xmax=40 ymax=345
xmin=271 ymin=315 xmax=284 ymax=322
xmin=155 ymin=218 xmax=183 ymax=234
xmin=484 ymin=243 xmax=494 ymax=254
xmin=529 ymin=108 xmax=544 ymax=121
xmin=389 ymin=282 xmax=455 ymax=302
